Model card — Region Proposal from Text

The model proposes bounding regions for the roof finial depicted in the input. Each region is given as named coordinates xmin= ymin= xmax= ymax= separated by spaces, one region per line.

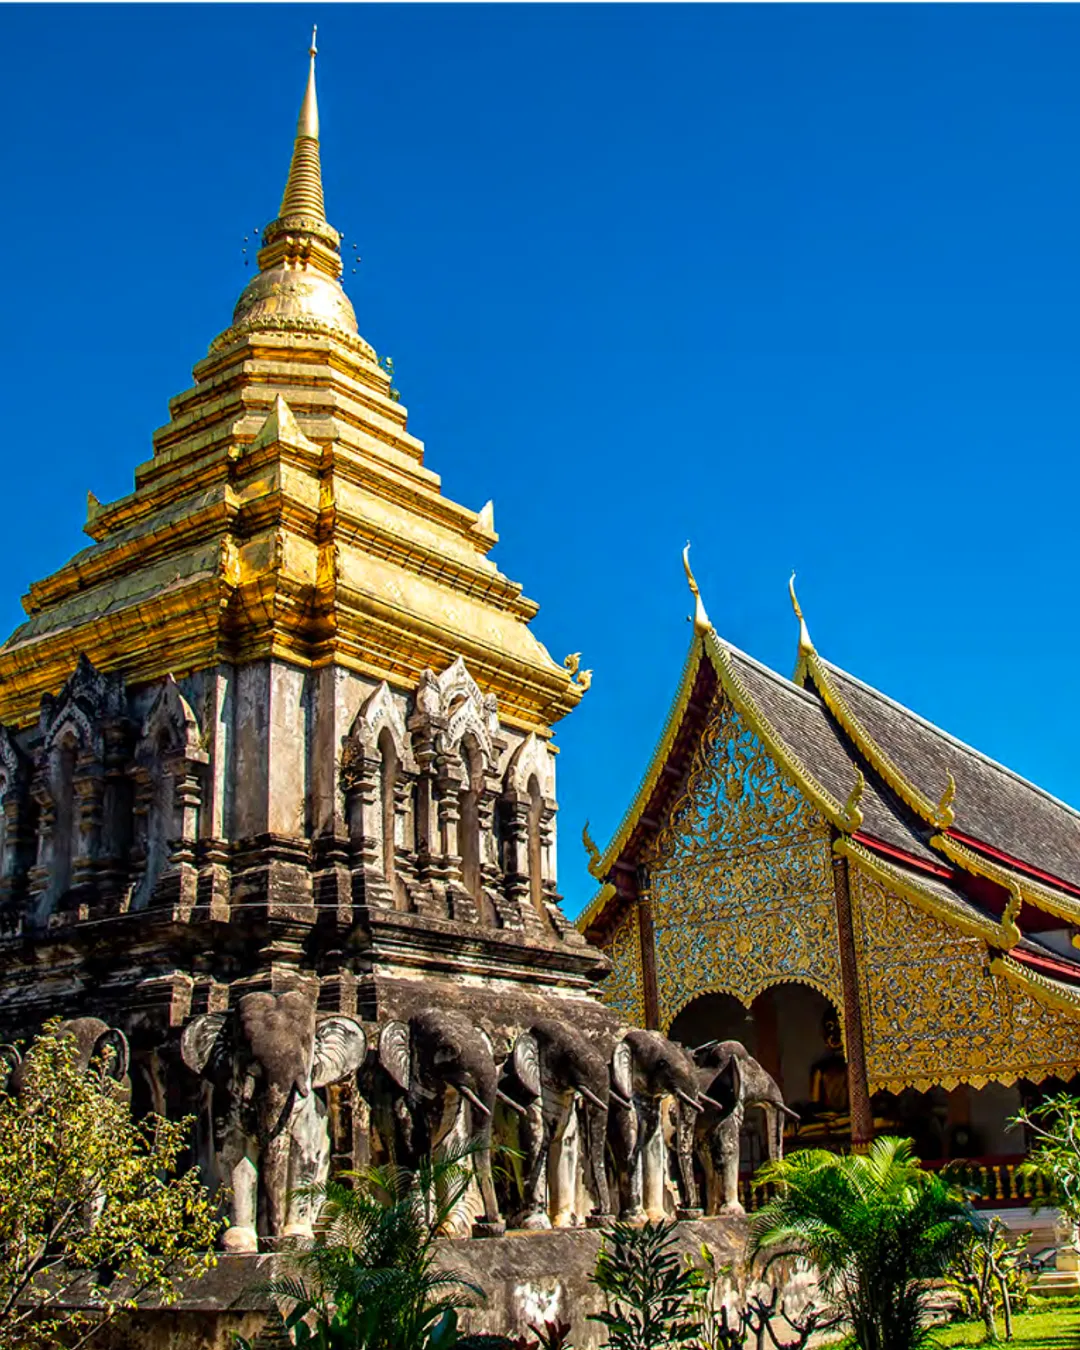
xmin=279 ymin=29 xmax=325 ymax=219
xmin=788 ymin=572 xmax=815 ymax=655
xmin=682 ymin=543 xmax=713 ymax=637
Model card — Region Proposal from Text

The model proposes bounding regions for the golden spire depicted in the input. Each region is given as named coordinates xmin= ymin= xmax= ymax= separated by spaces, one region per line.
xmin=788 ymin=572 xmax=815 ymax=655
xmin=682 ymin=543 xmax=713 ymax=637
xmin=280 ymin=27 xmax=325 ymax=220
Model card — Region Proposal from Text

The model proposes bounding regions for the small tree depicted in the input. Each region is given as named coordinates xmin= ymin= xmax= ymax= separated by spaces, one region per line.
xmin=944 ymin=1217 xmax=1036 ymax=1343
xmin=1013 ymin=1092 xmax=1080 ymax=1234
xmin=589 ymin=1221 xmax=704 ymax=1350
xmin=750 ymin=1136 xmax=981 ymax=1350
xmin=0 ymin=1021 xmax=220 ymax=1349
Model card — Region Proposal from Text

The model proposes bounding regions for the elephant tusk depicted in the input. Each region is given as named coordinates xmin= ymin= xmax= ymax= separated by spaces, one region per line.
xmin=458 ymin=1084 xmax=491 ymax=1118
xmin=577 ymin=1084 xmax=608 ymax=1113
xmin=609 ymin=1088 xmax=633 ymax=1111
xmin=699 ymin=1093 xmax=724 ymax=1111
xmin=496 ymin=1089 xmax=528 ymax=1118
xmin=780 ymin=1105 xmax=801 ymax=1122
xmin=693 ymin=1039 xmax=719 ymax=1055
xmin=675 ymin=1088 xmax=703 ymax=1113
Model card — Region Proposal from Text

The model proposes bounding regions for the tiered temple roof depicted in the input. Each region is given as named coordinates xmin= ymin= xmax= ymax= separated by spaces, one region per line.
xmin=580 ymin=550 xmax=1080 ymax=1023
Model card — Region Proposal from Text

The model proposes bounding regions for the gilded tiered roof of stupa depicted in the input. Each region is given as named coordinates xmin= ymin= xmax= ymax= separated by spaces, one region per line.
xmin=0 ymin=36 xmax=582 ymax=734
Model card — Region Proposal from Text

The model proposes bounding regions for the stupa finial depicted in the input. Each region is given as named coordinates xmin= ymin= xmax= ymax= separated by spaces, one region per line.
xmin=279 ymin=28 xmax=325 ymax=220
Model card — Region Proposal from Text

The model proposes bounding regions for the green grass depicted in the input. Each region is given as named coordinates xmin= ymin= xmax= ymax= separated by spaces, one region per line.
xmin=930 ymin=1303 xmax=1080 ymax=1347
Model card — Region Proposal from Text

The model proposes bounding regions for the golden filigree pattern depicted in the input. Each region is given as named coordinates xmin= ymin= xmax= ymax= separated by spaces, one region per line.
xmin=851 ymin=866 xmax=1080 ymax=1092
xmin=643 ymin=696 xmax=843 ymax=1030
xmin=597 ymin=906 xmax=645 ymax=1026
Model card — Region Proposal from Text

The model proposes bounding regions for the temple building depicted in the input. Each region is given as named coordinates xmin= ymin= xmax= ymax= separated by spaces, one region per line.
xmin=0 ymin=37 xmax=608 ymax=1088
xmin=579 ymin=551 xmax=1080 ymax=1185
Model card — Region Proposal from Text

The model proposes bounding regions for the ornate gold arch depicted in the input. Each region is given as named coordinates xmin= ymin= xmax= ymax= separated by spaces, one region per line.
xmin=662 ymin=975 xmax=846 ymax=1053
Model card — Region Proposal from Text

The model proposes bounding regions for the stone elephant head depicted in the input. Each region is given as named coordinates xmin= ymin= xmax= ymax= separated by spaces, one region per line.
xmin=181 ymin=990 xmax=367 ymax=1252
xmin=501 ymin=1018 xmax=623 ymax=1229
xmin=609 ymin=1029 xmax=715 ymax=1221
xmin=377 ymin=1008 xmax=504 ymax=1237
xmin=6 ymin=1017 xmax=130 ymax=1101
xmin=690 ymin=1038 xmax=799 ymax=1215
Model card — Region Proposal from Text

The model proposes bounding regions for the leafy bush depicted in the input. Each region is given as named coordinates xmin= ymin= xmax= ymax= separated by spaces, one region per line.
xmin=589 ymin=1221 xmax=705 ymax=1350
xmin=236 ymin=1148 xmax=502 ymax=1350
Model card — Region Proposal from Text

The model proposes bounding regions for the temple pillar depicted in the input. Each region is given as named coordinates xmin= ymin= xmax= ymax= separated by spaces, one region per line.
xmin=831 ymin=849 xmax=874 ymax=1150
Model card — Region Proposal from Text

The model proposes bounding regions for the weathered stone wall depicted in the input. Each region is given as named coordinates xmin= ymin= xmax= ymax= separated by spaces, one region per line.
xmin=90 ymin=1219 xmax=748 ymax=1350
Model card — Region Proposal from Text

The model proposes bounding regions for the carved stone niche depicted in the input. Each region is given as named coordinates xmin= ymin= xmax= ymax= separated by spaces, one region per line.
xmin=408 ymin=657 xmax=507 ymax=927
xmin=27 ymin=656 xmax=126 ymax=926
xmin=502 ymin=733 xmax=560 ymax=936
xmin=129 ymin=676 xmax=209 ymax=917
xmin=0 ymin=725 xmax=34 ymax=931
xmin=341 ymin=681 xmax=415 ymax=913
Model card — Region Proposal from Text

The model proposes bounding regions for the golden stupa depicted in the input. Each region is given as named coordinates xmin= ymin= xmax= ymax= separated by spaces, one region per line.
xmin=0 ymin=34 xmax=582 ymax=736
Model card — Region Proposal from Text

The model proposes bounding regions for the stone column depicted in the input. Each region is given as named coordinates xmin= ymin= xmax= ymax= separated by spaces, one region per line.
xmin=437 ymin=760 xmax=478 ymax=924
xmin=71 ymin=758 xmax=105 ymax=896
xmin=501 ymin=793 xmax=546 ymax=933
xmin=343 ymin=748 xmax=393 ymax=909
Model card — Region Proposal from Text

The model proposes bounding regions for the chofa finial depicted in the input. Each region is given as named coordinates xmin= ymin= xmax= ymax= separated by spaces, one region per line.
xmin=682 ymin=543 xmax=713 ymax=637
xmin=934 ymin=771 xmax=957 ymax=829
xmin=788 ymin=572 xmax=815 ymax=656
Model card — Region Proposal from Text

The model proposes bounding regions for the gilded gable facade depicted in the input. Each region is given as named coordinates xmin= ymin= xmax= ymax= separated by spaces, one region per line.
xmin=582 ymin=557 xmax=1080 ymax=1162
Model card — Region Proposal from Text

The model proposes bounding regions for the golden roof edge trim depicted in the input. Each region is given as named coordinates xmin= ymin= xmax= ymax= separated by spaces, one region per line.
xmin=990 ymin=952 xmax=1080 ymax=1018
xmin=805 ymin=649 xmax=955 ymax=828
xmin=836 ymin=835 xmax=1016 ymax=948
xmin=577 ymin=881 xmax=617 ymax=934
xmin=933 ymin=832 xmax=1080 ymax=930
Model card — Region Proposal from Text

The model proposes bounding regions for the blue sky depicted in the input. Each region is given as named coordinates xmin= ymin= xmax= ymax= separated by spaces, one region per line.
xmin=5 ymin=5 xmax=1080 ymax=918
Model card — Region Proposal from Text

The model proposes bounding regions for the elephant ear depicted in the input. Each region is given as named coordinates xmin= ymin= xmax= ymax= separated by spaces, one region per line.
xmin=379 ymin=1021 xmax=411 ymax=1092
xmin=312 ymin=1017 xmax=368 ymax=1089
xmin=180 ymin=1013 xmax=228 ymax=1076
xmin=91 ymin=1028 xmax=129 ymax=1082
xmin=512 ymin=1032 xmax=541 ymax=1098
xmin=612 ymin=1040 xmax=634 ymax=1102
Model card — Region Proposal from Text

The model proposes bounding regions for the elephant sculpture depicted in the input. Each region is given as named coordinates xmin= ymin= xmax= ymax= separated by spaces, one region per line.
xmin=609 ymin=1029 xmax=718 ymax=1222
xmin=3 ymin=1016 xmax=130 ymax=1100
xmin=690 ymin=1039 xmax=799 ymax=1215
xmin=181 ymin=990 xmax=367 ymax=1252
xmin=376 ymin=1008 xmax=506 ymax=1237
xmin=501 ymin=1018 xmax=625 ymax=1229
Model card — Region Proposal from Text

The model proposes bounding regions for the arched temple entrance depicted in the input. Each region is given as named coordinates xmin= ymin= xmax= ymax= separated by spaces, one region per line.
xmin=670 ymin=982 xmax=849 ymax=1182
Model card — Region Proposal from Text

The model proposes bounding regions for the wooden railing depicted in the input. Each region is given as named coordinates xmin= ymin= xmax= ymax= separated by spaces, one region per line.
xmin=922 ymin=1156 xmax=1050 ymax=1208
xmin=737 ymin=1156 xmax=1049 ymax=1214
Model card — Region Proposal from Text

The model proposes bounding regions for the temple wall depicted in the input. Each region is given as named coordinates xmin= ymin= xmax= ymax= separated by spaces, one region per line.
xmin=850 ymin=864 xmax=1080 ymax=1093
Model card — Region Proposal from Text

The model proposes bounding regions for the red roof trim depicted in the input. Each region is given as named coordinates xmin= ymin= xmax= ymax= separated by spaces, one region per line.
xmin=947 ymin=829 xmax=1080 ymax=900
xmin=853 ymin=832 xmax=955 ymax=880
xmin=1010 ymin=945 xmax=1080 ymax=986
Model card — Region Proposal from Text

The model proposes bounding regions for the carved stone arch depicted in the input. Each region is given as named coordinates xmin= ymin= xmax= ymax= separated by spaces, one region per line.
xmin=0 ymin=726 xmax=23 ymax=799
xmin=504 ymin=733 xmax=553 ymax=800
xmin=348 ymin=681 xmax=411 ymax=767
xmin=42 ymin=702 xmax=97 ymax=760
xmin=139 ymin=675 xmax=203 ymax=762
xmin=437 ymin=655 xmax=485 ymax=716
xmin=443 ymin=700 xmax=495 ymax=769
